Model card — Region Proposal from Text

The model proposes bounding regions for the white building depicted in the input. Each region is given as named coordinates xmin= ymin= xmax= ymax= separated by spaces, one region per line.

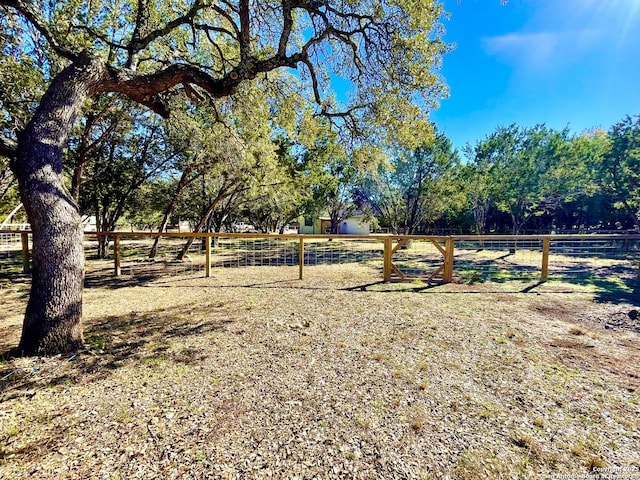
xmin=339 ymin=216 xmax=370 ymax=235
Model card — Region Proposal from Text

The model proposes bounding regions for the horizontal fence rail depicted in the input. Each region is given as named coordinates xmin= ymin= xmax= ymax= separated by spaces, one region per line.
xmin=1 ymin=230 xmax=639 ymax=287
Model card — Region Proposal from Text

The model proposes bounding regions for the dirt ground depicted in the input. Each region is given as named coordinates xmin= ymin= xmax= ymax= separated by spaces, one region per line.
xmin=1 ymin=264 xmax=639 ymax=479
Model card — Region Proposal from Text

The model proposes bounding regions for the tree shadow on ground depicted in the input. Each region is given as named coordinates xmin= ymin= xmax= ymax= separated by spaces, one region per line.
xmin=588 ymin=278 xmax=639 ymax=306
xmin=336 ymin=278 xmax=639 ymax=302
xmin=0 ymin=301 xmax=235 ymax=404
xmin=0 ymin=271 xmax=32 ymax=286
xmin=337 ymin=282 xmax=556 ymax=295
xmin=84 ymin=260 xmax=205 ymax=289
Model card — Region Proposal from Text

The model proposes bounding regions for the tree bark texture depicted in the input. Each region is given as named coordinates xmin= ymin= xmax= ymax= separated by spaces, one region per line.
xmin=11 ymin=55 xmax=106 ymax=356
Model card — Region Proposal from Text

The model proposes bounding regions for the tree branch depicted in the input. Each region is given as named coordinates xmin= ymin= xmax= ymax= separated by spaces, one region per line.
xmin=100 ymin=64 xmax=237 ymax=117
xmin=239 ymin=0 xmax=251 ymax=61
xmin=302 ymin=57 xmax=322 ymax=104
xmin=195 ymin=23 xmax=237 ymax=41
xmin=1 ymin=0 xmax=77 ymax=61
xmin=0 ymin=136 xmax=17 ymax=160
xmin=210 ymin=4 xmax=242 ymax=41
xmin=127 ymin=0 xmax=208 ymax=69
xmin=0 ymin=167 xmax=15 ymax=202
xmin=72 ymin=24 xmax=126 ymax=51
xmin=278 ymin=1 xmax=294 ymax=57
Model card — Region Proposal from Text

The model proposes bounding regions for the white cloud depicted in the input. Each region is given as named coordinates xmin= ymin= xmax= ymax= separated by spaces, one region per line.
xmin=482 ymin=32 xmax=558 ymax=67
xmin=479 ymin=0 xmax=639 ymax=73
xmin=525 ymin=0 xmax=639 ymax=47
xmin=481 ymin=29 xmax=601 ymax=72
xmin=557 ymin=0 xmax=640 ymax=22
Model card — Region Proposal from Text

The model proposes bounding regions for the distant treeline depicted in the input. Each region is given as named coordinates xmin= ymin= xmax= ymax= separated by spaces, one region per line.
xmin=2 ymin=107 xmax=638 ymax=241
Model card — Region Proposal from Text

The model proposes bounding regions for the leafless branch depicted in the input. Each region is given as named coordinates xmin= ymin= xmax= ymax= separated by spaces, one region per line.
xmin=318 ymin=105 xmax=367 ymax=137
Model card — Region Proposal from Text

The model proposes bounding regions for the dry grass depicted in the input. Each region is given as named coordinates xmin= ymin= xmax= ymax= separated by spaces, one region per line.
xmin=1 ymin=263 xmax=639 ymax=479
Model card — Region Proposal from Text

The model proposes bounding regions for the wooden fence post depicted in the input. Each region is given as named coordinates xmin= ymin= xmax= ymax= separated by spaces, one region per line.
xmin=443 ymin=237 xmax=455 ymax=282
xmin=299 ymin=237 xmax=304 ymax=280
xmin=383 ymin=237 xmax=393 ymax=282
xmin=113 ymin=234 xmax=121 ymax=276
xmin=20 ymin=232 xmax=30 ymax=273
xmin=541 ymin=238 xmax=550 ymax=281
xmin=205 ymin=234 xmax=211 ymax=278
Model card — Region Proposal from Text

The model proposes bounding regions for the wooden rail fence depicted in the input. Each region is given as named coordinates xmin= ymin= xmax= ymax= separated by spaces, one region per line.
xmin=2 ymin=230 xmax=639 ymax=283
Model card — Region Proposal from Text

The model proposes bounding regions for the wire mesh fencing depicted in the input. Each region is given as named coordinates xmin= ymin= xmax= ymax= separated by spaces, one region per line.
xmin=1 ymin=231 xmax=638 ymax=288
xmin=453 ymin=237 xmax=545 ymax=283
xmin=302 ymin=238 xmax=383 ymax=269
xmin=99 ymin=234 xmax=207 ymax=278
xmin=451 ymin=236 xmax=639 ymax=285
xmin=83 ymin=234 xmax=387 ymax=282
xmin=547 ymin=237 xmax=638 ymax=283
xmin=0 ymin=231 xmax=29 ymax=274
xmin=212 ymin=237 xmax=299 ymax=268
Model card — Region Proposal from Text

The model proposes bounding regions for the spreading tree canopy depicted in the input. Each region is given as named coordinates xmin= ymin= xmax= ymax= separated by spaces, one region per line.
xmin=359 ymin=129 xmax=460 ymax=235
xmin=600 ymin=115 xmax=640 ymax=229
xmin=0 ymin=0 xmax=450 ymax=355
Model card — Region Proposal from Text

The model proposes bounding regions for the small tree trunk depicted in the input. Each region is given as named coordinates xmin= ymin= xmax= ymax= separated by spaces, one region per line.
xmin=177 ymin=184 xmax=235 ymax=260
xmin=510 ymin=215 xmax=520 ymax=254
xmin=330 ymin=217 xmax=339 ymax=234
xmin=211 ymin=216 xmax=227 ymax=248
xmin=71 ymin=152 xmax=87 ymax=203
xmin=149 ymin=167 xmax=196 ymax=259
xmin=97 ymin=232 xmax=110 ymax=258
xmin=620 ymin=199 xmax=640 ymax=231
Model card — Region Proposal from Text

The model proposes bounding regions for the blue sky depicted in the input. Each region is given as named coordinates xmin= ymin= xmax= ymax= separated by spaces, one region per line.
xmin=430 ymin=0 xmax=640 ymax=153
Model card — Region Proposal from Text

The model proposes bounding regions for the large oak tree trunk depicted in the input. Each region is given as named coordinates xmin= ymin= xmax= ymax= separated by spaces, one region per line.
xmin=12 ymin=55 xmax=105 ymax=356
